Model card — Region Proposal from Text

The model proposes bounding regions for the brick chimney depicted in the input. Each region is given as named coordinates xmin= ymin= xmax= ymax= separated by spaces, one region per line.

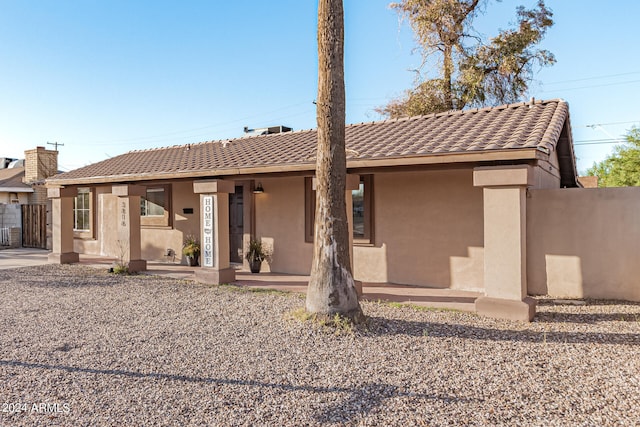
xmin=24 ymin=146 xmax=58 ymax=204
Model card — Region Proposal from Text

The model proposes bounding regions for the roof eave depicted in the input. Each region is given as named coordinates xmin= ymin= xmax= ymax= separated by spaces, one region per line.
xmin=0 ymin=186 xmax=34 ymax=193
xmin=347 ymin=148 xmax=545 ymax=169
xmin=46 ymin=163 xmax=318 ymax=186
xmin=46 ymin=148 xmax=544 ymax=186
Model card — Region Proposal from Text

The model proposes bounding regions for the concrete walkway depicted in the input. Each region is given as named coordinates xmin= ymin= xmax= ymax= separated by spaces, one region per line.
xmin=0 ymin=247 xmax=50 ymax=269
xmin=0 ymin=248 xmax=481 ymax=312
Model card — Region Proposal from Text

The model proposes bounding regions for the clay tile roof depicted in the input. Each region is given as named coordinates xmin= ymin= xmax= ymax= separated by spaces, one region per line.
xmin=49 ymin=99 xmax=572 ymax=185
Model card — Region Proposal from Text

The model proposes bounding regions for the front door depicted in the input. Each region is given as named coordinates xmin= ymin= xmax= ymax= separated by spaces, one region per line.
xmin=229 ymin=186 xmax=244 ymax=263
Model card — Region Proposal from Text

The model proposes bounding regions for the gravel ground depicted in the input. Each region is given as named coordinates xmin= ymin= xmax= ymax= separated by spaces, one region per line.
xmin=0 ymin=264 xmax=639 ymax=427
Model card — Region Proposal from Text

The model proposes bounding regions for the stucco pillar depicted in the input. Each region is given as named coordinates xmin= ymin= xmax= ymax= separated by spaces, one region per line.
xmin=473 ymin=165 xmax=537 ymax=321
xmin=47 ymin=187 xmax=79 ymax=264
xmin=112 ymin=185 xmax=147 ymax=273
xmin=193 ymin=179 xmax=236 ymax=284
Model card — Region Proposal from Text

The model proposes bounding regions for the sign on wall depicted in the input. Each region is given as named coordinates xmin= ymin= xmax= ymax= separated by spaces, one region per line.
xmin=202 ymin=195 xmax=214 ymax=267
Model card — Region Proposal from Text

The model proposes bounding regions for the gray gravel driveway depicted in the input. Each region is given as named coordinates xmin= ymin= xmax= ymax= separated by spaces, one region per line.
xmin=1 ymin=264 xmax=639 ymax=426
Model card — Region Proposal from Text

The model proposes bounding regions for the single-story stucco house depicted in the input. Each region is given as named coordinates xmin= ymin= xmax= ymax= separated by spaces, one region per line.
xmin=46 ymin=98 xmax=639 ymax=321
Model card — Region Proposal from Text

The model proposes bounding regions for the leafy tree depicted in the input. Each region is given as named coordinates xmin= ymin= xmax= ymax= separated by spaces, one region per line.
xmin=587 ymin=127 xmax=640 ymax=187
xmin=306 ymin=0 xmax=364 ymax=322
xmin=379 ymin=0 xmax=555 ymax=117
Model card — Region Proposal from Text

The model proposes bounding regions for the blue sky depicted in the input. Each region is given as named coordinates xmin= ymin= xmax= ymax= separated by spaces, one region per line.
xmin=1 ymin=1 xmax=639 ymax=174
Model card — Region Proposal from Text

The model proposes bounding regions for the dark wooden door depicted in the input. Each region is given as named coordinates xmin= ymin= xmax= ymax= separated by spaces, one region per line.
xmin=229 ymin=186 xmax=244 ymax=263
xmin=21 ymin=204 xmax=47 ymax=249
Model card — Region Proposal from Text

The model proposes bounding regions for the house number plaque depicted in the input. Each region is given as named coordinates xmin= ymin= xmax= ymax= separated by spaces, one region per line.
xmin=202 ymin=195 xmax=214 ymax=267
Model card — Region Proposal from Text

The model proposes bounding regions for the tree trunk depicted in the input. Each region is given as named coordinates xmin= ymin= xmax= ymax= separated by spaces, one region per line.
xmin=443 ymin=45 xmax=454 ymax=110
xmin=306 ymin=0 xmax=364 ymax=322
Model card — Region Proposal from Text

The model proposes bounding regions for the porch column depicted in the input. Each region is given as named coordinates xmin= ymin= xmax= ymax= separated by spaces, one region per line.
xmin=112 ymin=185 xmax=147 ymax=273
xmin=47 ymin=187 xmax=79 ymax=264
xmin=193 ymin=179 xmax=236 ymax=284
xmin=473 ymin=165 xmax=536 ymax=321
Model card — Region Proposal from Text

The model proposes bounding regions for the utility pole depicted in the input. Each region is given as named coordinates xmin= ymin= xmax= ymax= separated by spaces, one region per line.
xmin=46 ymin=141 xmax=64 ymax=151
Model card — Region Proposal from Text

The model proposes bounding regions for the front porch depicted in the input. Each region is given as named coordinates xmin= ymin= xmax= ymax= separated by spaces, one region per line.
xmin=77 ymin=253 xmax=481 ymax=312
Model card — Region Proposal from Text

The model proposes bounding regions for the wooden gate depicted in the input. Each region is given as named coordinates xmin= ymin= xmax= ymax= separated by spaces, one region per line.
xmin=21 ymin=204 xmax=47 ymax=249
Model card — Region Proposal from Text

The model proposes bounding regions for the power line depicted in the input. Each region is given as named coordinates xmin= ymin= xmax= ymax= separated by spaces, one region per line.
xmin=574 ymin=138 xmax=626 ymax=146
xmin=539 ymin=79 xmax=640 ymax=93
xmin=75 ymin=108 xmax=318 ymax=149
xmin=583 ymin=120 xmax=640 ymax=128
xmin=80 ymin=101 xmax=312 ymax=146
xmin=544 ymin=70 xmax=640 ymax=86
xmin=62 ymin=97 xmax=386 ymax=149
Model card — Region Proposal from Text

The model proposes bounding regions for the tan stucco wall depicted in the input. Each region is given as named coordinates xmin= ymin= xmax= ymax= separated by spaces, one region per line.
xmin=74 ymin=187 xmax=111 ymax=255
xmin=74 ymin=182 xmax=201 ymax=264
xmin=141 ymin=181 xmax=200 ymax=263
xmin=254 ymin=176 xmax=313 ymax=274
xmin=353 ymin=169 xmax=485 ymax=291
xmin=528 ymin=187 xmax=640 ymax=301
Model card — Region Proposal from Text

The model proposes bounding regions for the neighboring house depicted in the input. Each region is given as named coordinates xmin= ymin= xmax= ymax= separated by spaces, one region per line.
xmin=0 ymin=147 xmax=59 ymax=248
xmin=0 ymin=166 xmax=33 ymax=205
xmin=0 ymin=147 xmax=59 ymax=205
xmin=46 ymin=99 xmax=640 ymax=320
xmin=0 ymin=166 xmax=32 ymax=246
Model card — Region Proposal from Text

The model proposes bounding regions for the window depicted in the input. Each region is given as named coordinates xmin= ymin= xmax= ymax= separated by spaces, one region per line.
xmin=304 ymin=178 xmax=315 ymax=242
xmin=352 ymin=175 xmax=374 ymax=244
xmin=141 ymin=188 xmax=165 ymax=217
xmin=74 ymin=188 xmax=91 ymax=231
xmin=304 ymin=175 xmax=374 ymax=244
xmin=140 ymin=185 xmax=171 ymax=227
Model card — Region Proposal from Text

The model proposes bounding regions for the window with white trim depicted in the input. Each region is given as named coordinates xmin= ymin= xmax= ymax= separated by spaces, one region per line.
xmin=74 ymin=188 xmax=91 ymax=231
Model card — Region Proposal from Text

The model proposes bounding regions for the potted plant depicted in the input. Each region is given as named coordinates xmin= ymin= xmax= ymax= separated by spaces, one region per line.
xmin=182 ymin=235 xmax=201 ymax=266
xmin=245 ymin=239 xmax=271 ymax=273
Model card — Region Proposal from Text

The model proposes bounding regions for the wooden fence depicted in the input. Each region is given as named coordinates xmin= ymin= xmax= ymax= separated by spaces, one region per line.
xmin=21 ymin=204 xmax=47 ymax=249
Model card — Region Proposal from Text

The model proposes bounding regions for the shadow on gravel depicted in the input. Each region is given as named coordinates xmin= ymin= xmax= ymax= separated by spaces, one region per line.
xmin=5 ymin=274 xmax=122 ymax=288
xmin=312 ymin=382 xmax=477 ymax=424
xmin=0 ymin=359 xmax=478 ymax=424
xmin=363 ymin=316 xmax=640 ymax=345
xmin=0 ymin=265 xmax=137 ymax=288
xmin=535 ymin=311 xmax=640 ymax=324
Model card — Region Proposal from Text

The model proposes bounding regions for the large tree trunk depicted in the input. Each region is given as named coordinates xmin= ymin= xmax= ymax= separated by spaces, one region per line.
xmin=306 ymin=0 xmax=363 ymax=322
xmin=443 ymin=45 xmax=455 ymax=110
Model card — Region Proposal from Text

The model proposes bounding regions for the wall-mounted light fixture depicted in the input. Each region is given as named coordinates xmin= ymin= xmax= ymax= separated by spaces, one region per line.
xmin=253 ymin=183 xmax=265 ymax=194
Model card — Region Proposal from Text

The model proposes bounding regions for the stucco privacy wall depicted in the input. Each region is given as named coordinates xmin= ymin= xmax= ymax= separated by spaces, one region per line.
xmin=527 ymin=187 xmax=640 ymax=301
xmin=254 ymin=176 xmax=313 ymax=274
xmin=353 ymin=169 xmax=485 ymax=291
